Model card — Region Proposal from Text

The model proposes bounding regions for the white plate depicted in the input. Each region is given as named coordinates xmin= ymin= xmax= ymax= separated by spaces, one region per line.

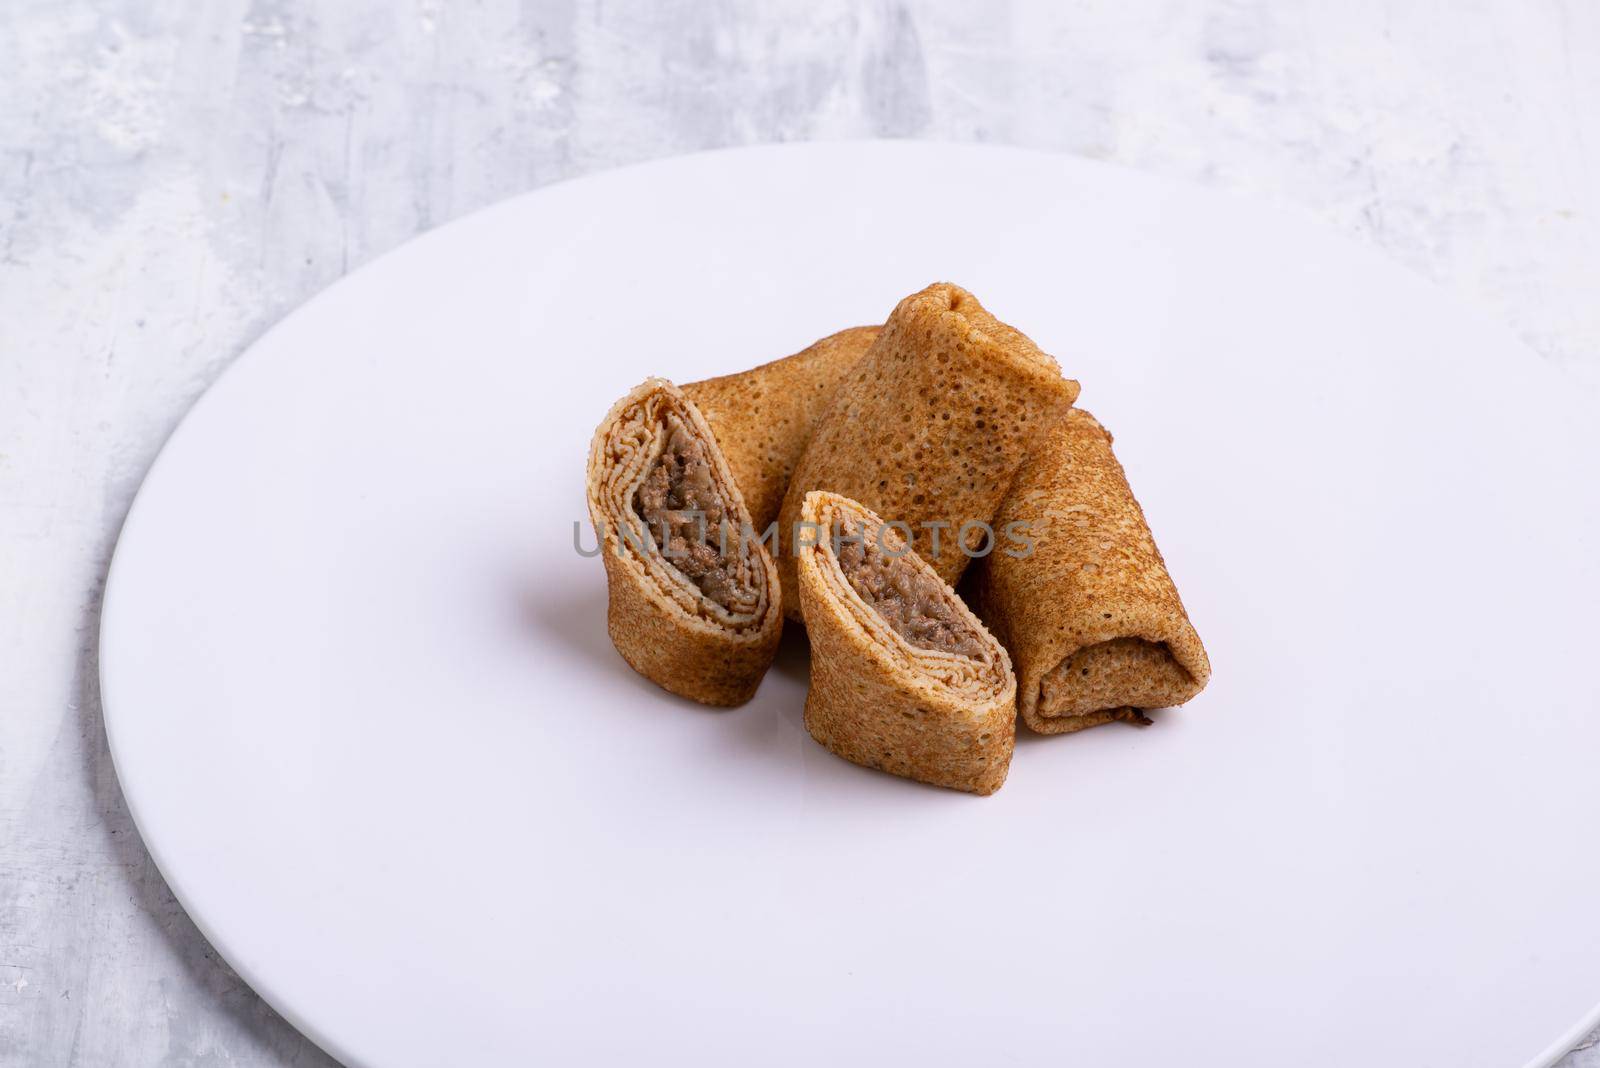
xmin=102 ymin=142 xmax=1600 ymax=1068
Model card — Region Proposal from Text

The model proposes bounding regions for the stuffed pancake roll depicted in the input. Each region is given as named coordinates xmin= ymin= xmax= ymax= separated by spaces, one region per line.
xmin=797 ymin=491 xmax=1016 ymax=796
xmin=586 ymin=378 xmax=782 ymax=706
xmin=775 ymin=283 xmax=1080 ymax=619
xmin=974 ymin=408 xmax=1210 ymax=733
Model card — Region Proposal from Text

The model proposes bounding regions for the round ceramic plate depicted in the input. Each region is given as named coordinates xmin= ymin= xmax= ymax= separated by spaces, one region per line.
xmin=102 ymin=142 xmax=1600 ymax=1067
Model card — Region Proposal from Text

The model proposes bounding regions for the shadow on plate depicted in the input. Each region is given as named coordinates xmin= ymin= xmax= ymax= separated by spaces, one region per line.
xmin=514 ymin=572 xmax=995 ymax=800
xmin=1011 ymin=708 xmax=1164 ymax=746
xmin=517 ymin=576 xmax=747 ymax=714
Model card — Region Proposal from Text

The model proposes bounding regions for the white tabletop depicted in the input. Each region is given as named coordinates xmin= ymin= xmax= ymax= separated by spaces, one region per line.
xmin=2 ymin=2 xmax=1597 ymax=1065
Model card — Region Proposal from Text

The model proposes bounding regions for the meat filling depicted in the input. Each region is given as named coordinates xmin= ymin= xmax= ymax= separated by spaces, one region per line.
xmin=834 ymin=518 xmax=986 ymax=659
xmin=634 ymin=414 xmax=758 ymax=612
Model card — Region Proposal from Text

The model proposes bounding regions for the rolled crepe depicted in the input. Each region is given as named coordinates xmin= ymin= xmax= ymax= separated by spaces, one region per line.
xmin=683 ymin=325 xmax=880 ymax=533
xmin=775 ymin=283 xmax=1080 ymax=619
xmin=973 ymin=408 xmax=1211 ymax=733
xmin=586 ymin=378 xmax=782 ymax=706
xmin=797 ymin=491 xmax=1016 ymax=795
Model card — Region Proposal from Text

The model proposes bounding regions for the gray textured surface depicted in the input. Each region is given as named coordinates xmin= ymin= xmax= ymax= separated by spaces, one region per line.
xmin=2 ymin=2 xmax=1598 ymax=1065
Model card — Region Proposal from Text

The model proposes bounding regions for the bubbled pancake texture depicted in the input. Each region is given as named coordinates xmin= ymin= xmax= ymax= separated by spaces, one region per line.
xmin=585 ymin=378 xmax=783 ymax=707
xmin=797 ymin=491 xmax=1016 ymax=795
xmin=776 ymin=283 xmax=1081 ymax=621
xmin=973 ymin=408 xmax=1210 ymax=733
xmin=683 ymin=326 xmax=880 ymax=534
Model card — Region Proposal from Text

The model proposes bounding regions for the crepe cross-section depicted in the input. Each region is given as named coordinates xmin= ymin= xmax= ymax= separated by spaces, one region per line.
xmin=775 ymin=283 xmax=1081 ymax=621
xmin=974 ymin=408 xmax=1211 ymax=733
xmin=586 ymin=378 xmax=783 ymax=706
xmin=683 ymin=325 xmax=881 ymax=534
xmin=797 ymin=491 xmax=1017 ymax=795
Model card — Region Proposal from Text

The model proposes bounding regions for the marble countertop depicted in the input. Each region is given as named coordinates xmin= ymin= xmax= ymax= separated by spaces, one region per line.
xmin=2 ymin=2 xmax=1596 ymax=1064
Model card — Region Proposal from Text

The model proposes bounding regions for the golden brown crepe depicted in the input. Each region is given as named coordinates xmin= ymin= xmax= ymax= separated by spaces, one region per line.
xmin=586 ymin=378 xmax=782 ymax=706
xmin=973 ymin=408 xmax=1210 ymax=733
xmin=683 ymin=326 xmax=880 ymax=533
xmin=775 ymin=283 xmax=1080 ymax=620
xmin=797 ymin=491 xmax=1016 ymax=795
